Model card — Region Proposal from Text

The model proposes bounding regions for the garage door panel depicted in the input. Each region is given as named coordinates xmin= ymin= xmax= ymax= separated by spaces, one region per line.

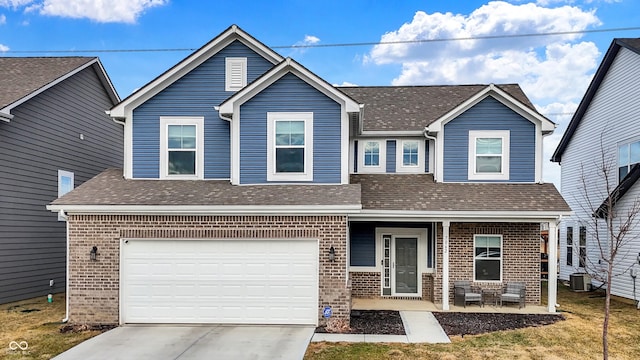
xmin=123 ymin=239 xmax=318 ymax=325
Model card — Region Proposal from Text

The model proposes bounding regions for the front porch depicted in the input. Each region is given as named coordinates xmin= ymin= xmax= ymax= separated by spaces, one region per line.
xmin=352 ymin=297 xmax=549 ymax=314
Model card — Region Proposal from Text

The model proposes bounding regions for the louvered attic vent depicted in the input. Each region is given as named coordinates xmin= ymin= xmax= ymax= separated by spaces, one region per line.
xmin=225 ymin=57 xmax=247 ymax=91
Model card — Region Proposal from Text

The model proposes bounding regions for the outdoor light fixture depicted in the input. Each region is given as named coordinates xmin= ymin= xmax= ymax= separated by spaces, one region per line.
xmin=90 ymin=246 xmax=98 ymax=261
xmin=329 ymin=246 xmax=335 ymax=262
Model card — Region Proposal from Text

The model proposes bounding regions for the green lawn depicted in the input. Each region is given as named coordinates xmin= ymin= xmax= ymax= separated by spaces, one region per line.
xmin=305 ymin=284 xmax=640 ymax=360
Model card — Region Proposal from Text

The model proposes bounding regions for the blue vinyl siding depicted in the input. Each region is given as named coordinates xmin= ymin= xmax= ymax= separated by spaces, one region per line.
xmin=425 ymin=139 xmax=430 ymax=173
xmin=239 ymin=73 xmax=342 ymax=184
xmin=443 ymin=97 xmax=535 ymax=182
xmin=132 ymin=40 xmax=274 ymax=178
xmin=386 ymin=140 xmax=396 ymax=173
xmin=350 ymin=224 xmax=376 ymax=267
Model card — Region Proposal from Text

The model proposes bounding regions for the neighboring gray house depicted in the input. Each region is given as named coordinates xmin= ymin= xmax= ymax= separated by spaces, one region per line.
xmin=0 ymin=57 xmax=123 ymax=304
xmin=552 ymin=38 xmax=640 ymax=303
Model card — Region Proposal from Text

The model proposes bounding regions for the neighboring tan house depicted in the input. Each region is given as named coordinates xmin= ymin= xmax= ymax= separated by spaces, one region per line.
xmin=0 ymin=57 xmax=123 ymax=304
xmin=48 ymin=25 xmax=570 ymax=326
xmin=552 ymin=38 xmax=640 ymax=303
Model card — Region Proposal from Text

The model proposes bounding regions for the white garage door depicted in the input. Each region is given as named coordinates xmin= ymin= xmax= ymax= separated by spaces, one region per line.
xmin=121 ymin=239 xmax=318 ymax=325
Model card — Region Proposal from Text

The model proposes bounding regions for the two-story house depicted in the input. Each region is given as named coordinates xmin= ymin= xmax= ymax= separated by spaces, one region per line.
xmin=48 ymin=25 xmax=570 ymax=326
xmin=1 ymin=57 xmax=122 ymax=304
xmin=552 ymin=38 xmax=640 ymax=303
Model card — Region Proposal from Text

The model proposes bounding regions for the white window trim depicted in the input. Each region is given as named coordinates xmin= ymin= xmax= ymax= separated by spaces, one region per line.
xmin=396 ymin=139 xmax=425 ymax=173
xmin=57 ymin=170 xmax=74 ymax=221
xmin=159 ymin=117 xmax=204 ymax=180
xmin=267 ymin=112 xmax=313 ymax=182
xmin=617 ymin=138 xmax=640 ymax=183
xmin=468 ymin=130 xmax=510 ymax=181
xmin=473 ymin=234 xmax=503 ymax=283
xmin=225 ymin=57 xmax=247 ymax=91
xmin=357 ymin=139 xmax=386 ymax=173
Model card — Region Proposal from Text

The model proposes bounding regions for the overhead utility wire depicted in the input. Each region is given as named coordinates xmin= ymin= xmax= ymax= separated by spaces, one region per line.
xmin=4 ymin=26 xmax=640 ymax=54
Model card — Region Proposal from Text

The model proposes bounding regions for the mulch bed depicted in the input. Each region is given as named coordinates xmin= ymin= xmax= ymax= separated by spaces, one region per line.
xmin=316 ymin=310 xmax=405 ymax=335
xmin=315 ymin=310 xmax=565 ymax=336
xmin=432 ymin=312 xmax=565 ymax=336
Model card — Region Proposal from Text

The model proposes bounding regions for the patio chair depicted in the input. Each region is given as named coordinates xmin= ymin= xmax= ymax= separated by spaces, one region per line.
xmin=500 ymin=282 xmax=526 ymax=309
xmin=453 ymin=280 xmax=483 ymax=307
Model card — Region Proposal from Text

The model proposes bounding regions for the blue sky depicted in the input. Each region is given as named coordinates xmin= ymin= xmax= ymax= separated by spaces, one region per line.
xmin=1 ymin=0 xmax=639 ymax=185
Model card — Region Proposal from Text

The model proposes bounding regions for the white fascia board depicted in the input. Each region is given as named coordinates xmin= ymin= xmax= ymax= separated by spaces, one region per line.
xmin=0 ymin=112 xmax=13 ymax=122
xmin=350 ymin=209 xmax=572 ymax=222
xmin=1 ymin=58 xmax=99 ymax=115
xmin=47 ymin=204 xmax=362 ymax=215
xmin=425 ymin=84 xmax=555 ymax=134
xmin=110 ymin=25 xmax=284 ymax=119
xmin=219 ymin=58 xmax=361 ymax=114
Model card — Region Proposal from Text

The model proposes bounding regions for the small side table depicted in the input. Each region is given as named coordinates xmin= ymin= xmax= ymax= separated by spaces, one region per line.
xmin=482 ymin=289 xmax=499 ymax=307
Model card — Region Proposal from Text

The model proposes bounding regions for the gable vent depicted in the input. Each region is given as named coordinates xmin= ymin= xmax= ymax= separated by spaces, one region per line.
xmin=226 ymin=57 xmax=247 ymax=91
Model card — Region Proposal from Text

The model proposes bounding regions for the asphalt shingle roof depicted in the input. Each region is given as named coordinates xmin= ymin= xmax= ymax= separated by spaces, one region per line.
xmin=338 ymin=84 xmax=538 ymax=132
xmin=350 ymin=174 xmax=570 ymax=212
xmin=0 ymin=57 xmax=95 ymax=109
xmin=51 ymin=169 xmax=362 ymax=207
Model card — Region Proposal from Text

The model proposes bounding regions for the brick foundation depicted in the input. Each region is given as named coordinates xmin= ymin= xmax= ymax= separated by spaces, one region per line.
xmin=350 ymin=272 xmax=380 ymax=298
xmin=66 ymin=214 xmax=350 ymax=326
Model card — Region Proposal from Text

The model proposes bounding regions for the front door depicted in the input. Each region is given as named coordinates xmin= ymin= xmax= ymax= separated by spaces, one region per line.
xmin=393 ymin=237 xmax=418 ymax=295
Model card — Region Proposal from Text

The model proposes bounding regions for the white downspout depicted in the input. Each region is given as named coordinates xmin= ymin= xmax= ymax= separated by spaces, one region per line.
xmin=423 ymin=127 xmax=437 ymax=180
xmin=442 ymin=220 xmax=450 ymax=310
xmin=59 ymin=210 xmax=70 ymax=323
xmin=548 ymin=219 xmax=559 ymax=313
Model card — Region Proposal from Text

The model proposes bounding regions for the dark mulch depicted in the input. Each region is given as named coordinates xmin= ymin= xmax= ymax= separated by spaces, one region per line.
xmin=60 ymin=324 xmax=117 ymax=333
xmin=433 ymin=312 xmax=565 ymax=336
xmin=315 ymin=310 xmax=406 ymax=335
xmin=315 ymin=310 xmax=565 ymax=336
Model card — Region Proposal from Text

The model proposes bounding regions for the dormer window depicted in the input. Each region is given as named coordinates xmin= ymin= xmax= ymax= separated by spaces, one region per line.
xmin=364 ymin=141 xmax=380 ymax=167
xmin=225 ymin=57 xmax=247 ymax=91
xmin=468 ymin=130 xmax=510 ymax=180
xmin=396 ymin=139 xmax=425 ymax=173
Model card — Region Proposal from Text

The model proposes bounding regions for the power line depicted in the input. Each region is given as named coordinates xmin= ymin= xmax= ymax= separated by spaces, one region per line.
xmin=3 ymin=26 xmax=640 ymax=54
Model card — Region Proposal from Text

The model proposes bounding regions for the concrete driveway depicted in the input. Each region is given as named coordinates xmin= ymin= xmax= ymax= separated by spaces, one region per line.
xmin=53 ymin=325 xmax=315 ymax=360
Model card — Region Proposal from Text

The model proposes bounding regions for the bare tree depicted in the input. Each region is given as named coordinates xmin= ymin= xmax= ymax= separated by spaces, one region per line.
xmin=575 ymin=140 xmax=640 ymax=360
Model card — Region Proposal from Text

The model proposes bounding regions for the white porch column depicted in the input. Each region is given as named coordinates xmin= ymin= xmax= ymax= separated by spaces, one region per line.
xmin=442 ymin=220 xmax=450 ymax=311
xmin=547 ymin=221 xmax=558 ymax=313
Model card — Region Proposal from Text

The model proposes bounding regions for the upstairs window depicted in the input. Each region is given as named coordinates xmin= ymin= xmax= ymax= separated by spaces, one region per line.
xmin=225 ymin=57 xmax=247 ymax=91
xmin=364 ymin=141 xmax=380 ymax=167
xmin=468 ymin=130 xmax=510 ymax=180
xmin=618 ymin=140 xmax=640 ymax=182
xmin=474 ymin=235 xmax=502 ymax=282
xmin=267 ymin=112 xmax=313 ymax=181
xmin=57 ymin=170 xmax=74 ymax=221
xmin=160 ymin=117 xmax=204 ymax=179
xmin=402 ymin=140 xmax=419 ymax=167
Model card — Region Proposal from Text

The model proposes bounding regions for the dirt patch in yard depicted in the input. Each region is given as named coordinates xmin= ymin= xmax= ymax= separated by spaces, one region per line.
xmin=432 ymin=312 xmax=565 ymax=336
xmin=316 ymin=310 xmax=405 ymax=334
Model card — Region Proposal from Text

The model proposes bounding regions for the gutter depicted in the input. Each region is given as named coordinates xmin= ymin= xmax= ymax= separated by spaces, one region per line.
xmin=214 ymin=106 xmax=232 ymax=121
xmin=423 ymin=126 xmax=437 ymax=181
xmin=0 ymin=111 xmax=14 ymax=122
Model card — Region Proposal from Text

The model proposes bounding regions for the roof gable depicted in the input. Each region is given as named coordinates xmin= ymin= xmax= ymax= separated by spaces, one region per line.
xmin=109 ymin=24 xmax=283 ymax=119
xmin=0 ymin=57 xmax=119 ymax=121
xmin=552 ymin=38 xmax=640 ymax=163
xmin=426 ymin=84 xmax=554 ymax=134
xmin=218 ymin=57 xmax=360 ymax=115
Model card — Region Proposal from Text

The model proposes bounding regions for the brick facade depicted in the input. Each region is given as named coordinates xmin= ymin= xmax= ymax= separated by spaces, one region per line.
xmin=66 ymin=214 xmax=350 ymax=326
xmin=434 ymin=222 xmax=541 ymax=305
xmin=350 ymin=272 xmax=380 ymax=298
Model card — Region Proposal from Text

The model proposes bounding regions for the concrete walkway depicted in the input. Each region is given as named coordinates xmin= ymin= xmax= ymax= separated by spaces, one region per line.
xmin=311 ymin=311 xmax=450 ymax=344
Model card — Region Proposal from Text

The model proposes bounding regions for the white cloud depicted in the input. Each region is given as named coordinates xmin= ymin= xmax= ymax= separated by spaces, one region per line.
xmin=303 ymin=35 xmax=320 ymax=45
xmin=0 ymin=43 xmax=8 ymax=51
xmin=333 ymin=81 xmax=358 ymax=87
xmin=0 ymin=0 xmax=168 ymax=23
xmin=0 ymin=13 xmax=5 ymax=24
